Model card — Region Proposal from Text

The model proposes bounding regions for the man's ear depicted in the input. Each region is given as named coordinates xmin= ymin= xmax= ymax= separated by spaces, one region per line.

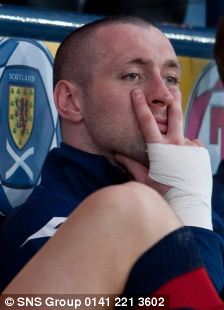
xmin=54 ymin=80 xmax=83 ymax=123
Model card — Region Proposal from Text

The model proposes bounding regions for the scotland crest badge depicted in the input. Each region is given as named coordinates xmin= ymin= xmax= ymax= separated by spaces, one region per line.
xmin=9 ymin=85 xmax=34 ymax=149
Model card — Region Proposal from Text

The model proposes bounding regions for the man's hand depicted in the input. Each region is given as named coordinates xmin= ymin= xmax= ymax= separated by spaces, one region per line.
xmin=130 ymin=88 xmax=184 ymax=144
xmin=115 ymin=89 xmax=203 ymax=196
xmin=130 ymin=88 xmax=203 ymax=147
xmin=116 ymin=89 xmax=212 ymax=230
xmin=115 ymin=154 xmax=171 ymax=196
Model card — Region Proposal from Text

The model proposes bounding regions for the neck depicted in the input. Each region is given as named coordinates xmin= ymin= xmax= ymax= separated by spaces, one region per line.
xmin=61 ymin=123 xmax=116 ymax=165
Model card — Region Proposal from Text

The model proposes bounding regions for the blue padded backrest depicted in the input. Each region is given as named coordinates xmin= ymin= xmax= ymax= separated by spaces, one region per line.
xmin=185 ymin=61 xmax=224 ymax=175
xmin=0 ymin=38 xmax=61 ymax=216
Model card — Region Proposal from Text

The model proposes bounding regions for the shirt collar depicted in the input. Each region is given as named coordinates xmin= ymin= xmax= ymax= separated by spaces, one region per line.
xmin=41 ymin=143 xmax=131 ymax=199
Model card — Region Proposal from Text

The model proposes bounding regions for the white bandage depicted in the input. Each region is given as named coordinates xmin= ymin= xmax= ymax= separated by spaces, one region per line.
xmin=147 ymin=143 xmax=213 ymax=230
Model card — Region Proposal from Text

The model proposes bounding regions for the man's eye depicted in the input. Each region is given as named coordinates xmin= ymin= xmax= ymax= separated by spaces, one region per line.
xmin=123 ymin=73 xmax=141 ymax=81
xmin=164 ymin=75 xmax=180 ymax=86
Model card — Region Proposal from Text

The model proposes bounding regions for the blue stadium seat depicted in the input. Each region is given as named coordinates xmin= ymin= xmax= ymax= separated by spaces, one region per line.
xmin=185 ymin=60 xmax=224 ymax=175
xmin=0 ymin=37 xmax=61 ymax=216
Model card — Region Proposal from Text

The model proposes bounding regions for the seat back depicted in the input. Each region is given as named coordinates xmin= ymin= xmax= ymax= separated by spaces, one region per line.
xmin=0 ymin=38 xmax=60 ymax=215
xmin=185 ymin=60 xmax=224 ymax=174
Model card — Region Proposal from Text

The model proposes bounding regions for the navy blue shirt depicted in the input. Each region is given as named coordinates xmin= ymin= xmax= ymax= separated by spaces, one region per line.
xmin=0 ymin=143 xmax=130 ymax=291
xmin=212 ymin=160 xmax=224 ymax=221
xmin=0 ymin=143 xmax=224 ymax=293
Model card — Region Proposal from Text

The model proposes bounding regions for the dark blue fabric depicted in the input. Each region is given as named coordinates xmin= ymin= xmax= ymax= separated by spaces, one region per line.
xmin=212 ymin=159 xmax=224 ymax=220
xmin=123 ymin=227 xmax=203 ymax=295
xmin=0 ymin=143 xmax=224 ymax=295
xmin=191 ymin=226 xmax=224 ymax=293
xmin=211 ymin=159 xmax=224 ymax=297
xmin=0 ymin=143 xmax=130 ymax=291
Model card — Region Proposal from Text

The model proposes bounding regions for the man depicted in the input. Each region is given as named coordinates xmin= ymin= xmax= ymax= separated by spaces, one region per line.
xmin=0 ymin=15 xmax=224 ymax=302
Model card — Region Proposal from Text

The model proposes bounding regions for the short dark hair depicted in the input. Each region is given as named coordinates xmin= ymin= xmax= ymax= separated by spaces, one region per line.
xmin=53 ymin=15 xmax=153 ymax=89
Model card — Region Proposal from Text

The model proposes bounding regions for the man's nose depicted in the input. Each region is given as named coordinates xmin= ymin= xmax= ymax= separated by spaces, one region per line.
xmin=145 ymin=75 xmax=174 ymax=106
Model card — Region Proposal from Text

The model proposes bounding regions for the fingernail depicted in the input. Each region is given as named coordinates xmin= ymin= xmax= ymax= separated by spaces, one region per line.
xmin=132 ymin=89 xmax=142 ymax=98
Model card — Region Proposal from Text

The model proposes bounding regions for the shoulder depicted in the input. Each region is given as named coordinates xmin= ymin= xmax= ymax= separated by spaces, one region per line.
xmin=0 ymin=186 xmax=81 ymax=246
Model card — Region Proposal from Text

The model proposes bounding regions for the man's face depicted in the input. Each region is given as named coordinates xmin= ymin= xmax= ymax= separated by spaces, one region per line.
xmin=81 ymin=23 xmax=182 ymax=165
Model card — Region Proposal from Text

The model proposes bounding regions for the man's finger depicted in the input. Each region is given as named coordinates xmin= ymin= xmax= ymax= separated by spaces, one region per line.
xmin=131 ymin=89 xmax=162 ymax=143
xmin=115 ymin=154 xmax=171 ymax=196
xmin=184 ymin=138 xmax=204 ymax=147
xmin=115 ymin=153 xmax=148 ymax=183
xmin=166 ymin=102 xmax=184 ymax=143
xmin=147 ymin=174 xmax=171 ymax=197
xmin=192 ymin=139 xmax=204 ymax=147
